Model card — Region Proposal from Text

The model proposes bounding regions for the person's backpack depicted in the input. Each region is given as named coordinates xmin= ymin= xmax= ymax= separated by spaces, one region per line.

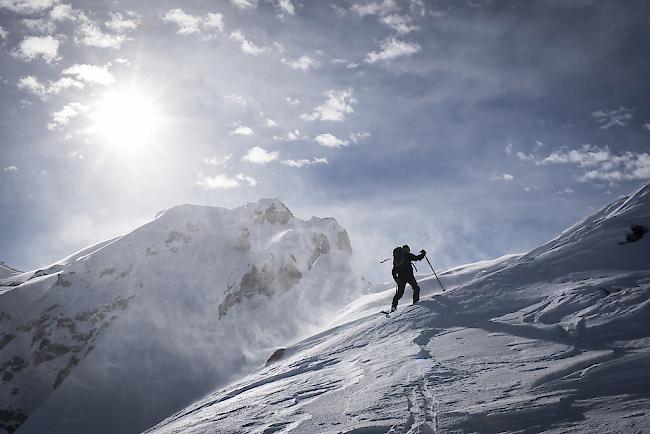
xmin=393 ymin=246 xmax=405 ymax=269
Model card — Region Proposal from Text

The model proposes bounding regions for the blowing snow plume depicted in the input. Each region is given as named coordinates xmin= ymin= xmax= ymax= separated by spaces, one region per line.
xmin=147 ymin=183 xmax=650 ymax=434
xmin=0 ymin=199 xmax=364 ymax=434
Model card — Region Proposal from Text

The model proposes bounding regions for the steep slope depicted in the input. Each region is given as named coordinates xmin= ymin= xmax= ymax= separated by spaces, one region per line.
xmin=0 ymin=199 xmax=364 ymax=434
xmin=0 ymin=263 xmax=21 ymax=282
xmin=148 ymin=183 xmax=650 ymax=434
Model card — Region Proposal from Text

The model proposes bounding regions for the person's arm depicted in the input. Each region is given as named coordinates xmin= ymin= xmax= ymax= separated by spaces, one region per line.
xmin=392 ymin=266 xmax=398 ymax=281
xmin=410 ymin=250 xmax=426 ymax=261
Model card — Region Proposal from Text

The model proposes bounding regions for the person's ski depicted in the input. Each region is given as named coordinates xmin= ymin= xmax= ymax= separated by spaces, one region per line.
xmin=380 ymin=310 xmax=392 ymax=315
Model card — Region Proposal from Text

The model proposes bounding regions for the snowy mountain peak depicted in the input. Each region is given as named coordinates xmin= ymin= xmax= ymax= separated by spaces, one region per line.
xmin=0 ymin=200 xmax=364 ymax=434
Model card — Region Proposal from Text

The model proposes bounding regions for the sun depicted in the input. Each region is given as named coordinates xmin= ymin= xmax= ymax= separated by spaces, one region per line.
xmin=87 ymin=89 xmax=162 ymax=151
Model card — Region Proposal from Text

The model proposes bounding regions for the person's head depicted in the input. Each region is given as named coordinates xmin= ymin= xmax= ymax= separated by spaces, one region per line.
xmin=402 ymin=244 xmax=410 ymax=252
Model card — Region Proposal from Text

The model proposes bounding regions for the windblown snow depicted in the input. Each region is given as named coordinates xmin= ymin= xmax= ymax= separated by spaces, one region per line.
xmin=0 ymin=199 xmax=364 ymax=434
xmin=2 ymin=184 xmax=650 ymax=434
xmin=146 ymin=184 xmax=650 ymax=434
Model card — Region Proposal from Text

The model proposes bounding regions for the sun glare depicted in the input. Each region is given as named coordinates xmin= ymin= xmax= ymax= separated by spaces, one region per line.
xmin=88 ymin=89 xmax=161 ymax=151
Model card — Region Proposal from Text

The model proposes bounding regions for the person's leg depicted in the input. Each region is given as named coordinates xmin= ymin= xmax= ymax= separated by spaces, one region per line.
xmin=408 ymin=275 xmax=420 ymax=304
xmin=392 ymin=276 xmax=406 ymax=310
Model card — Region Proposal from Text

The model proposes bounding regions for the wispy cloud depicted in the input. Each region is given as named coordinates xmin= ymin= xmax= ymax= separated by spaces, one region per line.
xmin=301 ymin=89 xmax=356 ymax=122
xmin=231 ymin=0 xmax=257 ymax=11
xmin=315 ymin=133 xmax=349 ymax=148
xmin=3 ymin=165 xmax=18 ymax=172
xmin=223 ymin=94 xmax=247 ymax=106
xmin=491 ymin=173 xmax=514 ymax=182
xmin=73 ymin=10 xmax=140 ymax=48
xmin=542 ymin=144 xmax=650 ymax=183
xmin=241 ymin=146 xmax=279 ymax=165
xmin=22 ymin=18 xmax=56 ymax=34
xmin=282 ymin=157 xmax=327 ymax=168
xmin=273 ymin=129 xmax=306 ymax=141
xmin=230 ymin=125 xmax=254 ymax=136
xmin=196 ymin=172 xmax=256 ymax=189
xmin=203 ymin=154 xmax=232 ymax=167
xmin=0 ymin=25 xmax=8 ymax=39
xmin=366 ymin=37 xmax=421 ymax=63
xmin=14 ymin=35 xmax=60 ymax=62
xmin=276 ymin=0 xmax=295 ymax=15
xmin=62 ymin=64 xmax=115 ymax=85
xmin=380 ymin=15 xmax=418 ymax=34
xmin=0 ymin=0 xmax=58 ymax=14
xmin=592 ymin=106 xmax=634 ymax=130
xmin=163 ymin=9 xmax=223 ymax=35
xmin=351 ymin=0 xmax=397 ymax=17
xmin=349 ymin=132 xmax=370 ymax=143
xmin=47 ymin=101 xmax=87 ymax=130
xmin=230 ymin=29 xmax=265 ymax=55
xmin=282 ymin=55 xmax=317 ymax=71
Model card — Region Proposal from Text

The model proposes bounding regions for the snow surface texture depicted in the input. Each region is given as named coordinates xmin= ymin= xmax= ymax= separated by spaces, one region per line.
xmin=0 ymin=199 xmax=364 ymax=434
xmin=148 ymin=183 xmax=650 ymax=434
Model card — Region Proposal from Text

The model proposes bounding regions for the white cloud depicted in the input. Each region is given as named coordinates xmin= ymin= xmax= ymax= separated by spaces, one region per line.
xmin=14 ymin=35 xmax=60 ymax=62
xmin=48 ymin=101 xmax=87 ymax=130
xmin=282 ymin=157 xmax=327 ymax=168
xmin=643 ymin=122 xmax=650 ymax=131
xmin=231 ymin=0 xmax=257 ymax=10
xmin=75 ymin=14 xmax=129 ymax=48
xmin=380 ymin=15 xmax=418 ymax=34
xmin=115 ymin=57 xmax=129 ymax=64
xmin=3 ymin=165 xmax=18 ymax=172
xmin=196 ymin=172 xmax=257 ymax=189
xmin=505 ymin=142 xmax=513 ymax=155
xmin=242 ymin=146 xmax=279 ymax=165
xmin=203 ymin=154 xmax=232 ymax=166
xmin=22 ymin=18 xmax=56 ymax=34
xmin=285 ymin=96 xmax=301 ymax=105
xmin=230 ymin=125 xmax=254 ymax=136
xmin=163 ymin=9 xmax=221 ymax=35
xmin=351 ymin=0 xmax=396 ymax=16
xmin=349 ymin=132 xmax=370 ymax=143
xmin=0 ymin=25 xmax=7 ymax=39
xmin=0 ymin=0 xmax=57 ymax=14
xmin=49 ymin=3 xmax=72 ymax=20
xmin=205 ymin=13 xmax=224 ymax=31
xmin=69 ymin=150 xmax=83 ymax=159
xmin=542 ymin=145 xmax=650 ymax=183
xmin=235 ymin=173 xmax=257 ymax=186
xmin=273 ymin=129 xmax=306 ymax=141
xmin=592 ymin=106 xmax=634 ymax=130
xmin=491 ymin=173 xmax=514 ymax=182
xmin=62 ymin=64 xmax=115 ymax=85
xmin=282 ymin=55 xmax=317 ymax=71
xmin=276 ymin=0 xmax=295 ymax=15
xmin=223 ymin=94 xmax=247 ymax=106
xmin=230 ymin=29 xmax=265 ymax=55
xmin=106 ymin=12 xmax=141 ymax=32
xmin=301 ymin=89 xmax=356 ymax=122
xmin=315 ymin=133 xmax=349 ymax=148
xmin=366 ymin=37 xmax=421 ymax=63
xmin=543 ymin=145 xmax=611 ymax=167
xmin=265 ymin=118 xmax=278 ymax=127
xmin=17 ymin=75 xmax=84 ymax=98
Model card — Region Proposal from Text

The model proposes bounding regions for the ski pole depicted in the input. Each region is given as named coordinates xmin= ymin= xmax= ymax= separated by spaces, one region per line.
xmin=379 ymin=257 xmax=391 ymax=264
xmin=425 ymin=255 xmax=445 ymax=292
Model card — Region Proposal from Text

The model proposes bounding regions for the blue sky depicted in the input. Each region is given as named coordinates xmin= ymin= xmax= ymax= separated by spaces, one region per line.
xmin=1 ymin=0 xmax=649 ymax=281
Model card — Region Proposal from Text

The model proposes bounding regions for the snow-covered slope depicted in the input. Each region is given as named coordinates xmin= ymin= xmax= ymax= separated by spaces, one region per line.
xmin=148 ymin=183 xmax=650 ymax=434
xmin=0 ymin=199 xmax=364 ymax=434
xmin=0 ymin=263 xmax=20 ymax=282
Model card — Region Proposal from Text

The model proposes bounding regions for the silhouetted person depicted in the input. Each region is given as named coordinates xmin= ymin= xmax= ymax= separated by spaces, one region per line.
xmin=391 ymin=245 xmax=426 ymax=312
